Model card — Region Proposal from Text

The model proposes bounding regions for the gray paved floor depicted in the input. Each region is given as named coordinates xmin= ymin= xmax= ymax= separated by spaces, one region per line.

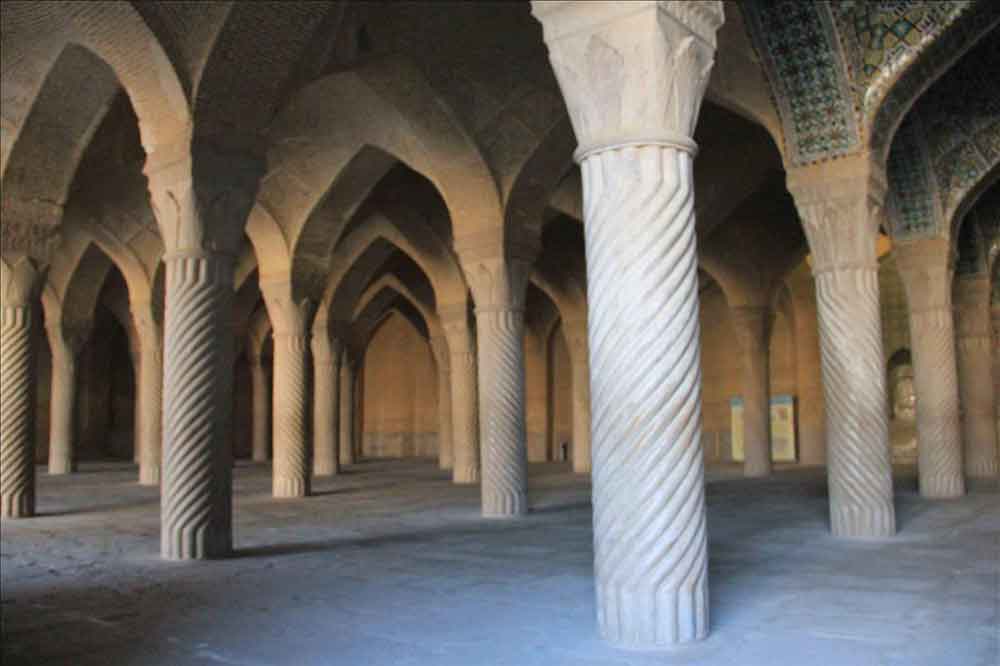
xmin=1 ymin=459 xmax=997 ymax=665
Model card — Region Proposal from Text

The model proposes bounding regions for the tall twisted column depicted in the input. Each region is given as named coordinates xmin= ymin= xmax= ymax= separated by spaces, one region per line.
xmin=311 ymin=333 xmax=341 ymax=476
xmin=534 ymin=0 xmax=723 ymax=646
xmin=430 ymin=336 xmax=454 ymax=470
xmin=955 ymin=274 xmax=998 ymax=479
xmin=461 ymin=253 xmax=532 ymax=518
xmin=565 ymin=320 xmax=591 ymax=474
xmin=339 ymin=352 xmax=356 ymax=466
xmin=1 ymin=257 xmax=42 ymax=519
xmin=132 ymin=301 xmax=163 ymax=485
xmin=261 ymin=279 xmax=314 ymax=498
xmin=787 ymin=155 xmax=895 ymax=537
xmin=730 ymin=306 xmax=772 ymax=478
xmin=442 ymin=308 xmax=479 ymax=483
xmin=146 ymin=140 xmax=263 ymax=559
xmin=46 ymin=320 xmax=90 ymax=475
xmin=895 ymin=239 xmax=964 ymax=497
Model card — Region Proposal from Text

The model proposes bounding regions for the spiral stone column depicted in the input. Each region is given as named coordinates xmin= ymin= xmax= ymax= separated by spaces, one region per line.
xmin=787 ymin=155 xmax=895 ymax=538
xmin=430 ymin=336 xmax=454 ymax=470
xmin=131 ymin=301 xmax=163 ymax=486
xmin=442 ymin=308 xmax=479 ymax=483
xmin=461 ymin=253 xmax=532 ymax=518
xmin=262 ymin=280 xmax=314 ymax=498
xmin=565 ymin=320 xmax=591 ymax=474
xmin=45 ymin=321 xmax=90 ymax=475
xmin=895 ymin=239 xmax=964 ymax=497
xmin=730 ymin=306 xmax=773 ymax=478
xmin=1 ymin=257 xmax=42 ymax=519
xmin=534 ymin=0 xmax=723 ymax=646
xmin=158 ymin=251 xmax=236 ymax=558
xmin=311 ymin=333 xmax=342 ymax=476
xmin=954 ymin=274 xmax=998 ymax=479
xmin=339 ymin=353 xmax=356 ymax=466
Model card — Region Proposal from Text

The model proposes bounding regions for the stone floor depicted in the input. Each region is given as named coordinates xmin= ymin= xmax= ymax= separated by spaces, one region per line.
xmin=1 ymin=459 xmax=998 ymax=666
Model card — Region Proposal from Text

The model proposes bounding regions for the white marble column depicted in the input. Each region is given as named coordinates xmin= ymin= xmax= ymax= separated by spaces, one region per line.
xmin=339 ymin=352 xmax=356 ymax=466
xmin=261 ymin=279 xmax=314 ymax=498
xmin=249 ymin=355 xmax=270 ymax=462
xmin=312 ymin=334 xmax=342 ymax=476
xmin=462 ymin=253 xmax=532 ymax=518
xmin=730 ymin=306 xmax=772 ymax=478
xmin=534 ymin=1 xmax=723 ymax=646
xmin=895 ymin=239 xmax=964 ymax=497
xmin=564 ymin=319 xmax=591 ymax=474
xmin=954 ymin=274 xmax=998 ymax=479
xmin=787 ymin=155 xmax=895 ymax=538
xmin=430 ymin=336 xmax=454 ymax=470
xmin=1 ymin=257 xmax=42 ymax=519
xmin=45 ymin=321 xmax=90 ymax=475
xmin=131 ymin=301 xmax=163 ymax=486
xmin=442 ymin=309 xmax=479 ymax=483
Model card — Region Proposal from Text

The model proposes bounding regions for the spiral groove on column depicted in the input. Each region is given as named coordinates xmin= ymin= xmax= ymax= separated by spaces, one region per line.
xmin=1 ymin=306 xmax=36 ymax=519
xmin=450 ymin=350 xmax=480 ymax=483
xmin=957 ymin=335 xmax=999 ymax=478
xmin=137 ymin=341 xmax=163 ymax=486
xmin=478 ymin=309 xmax=528 ymax=517
xmin=161 ymin=254 xmax=233 ymax=560
xmin=814 ymin=267 xmax=895 ymax=537
xmin=250 ymin=360 xmax=270 ymax=462
xmin=272 ymin=334 xmax=311 ymax=497
xmin=582 ymin=145 xmax=709 ymax=646
xmin=911 ymin=307 xmax=964 ymax=497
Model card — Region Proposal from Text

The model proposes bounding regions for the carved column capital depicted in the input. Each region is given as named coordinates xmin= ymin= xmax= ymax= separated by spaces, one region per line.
xmin=311 ymin=333 xmax=343 ymax=366
xmin=0 ymin=255 xmax=43 ymax=307
xmin=532 ymin=1 xmax=723 ymax=159
xmin=893 ymin=237 xmax=953 ymax=312
xmin=144 ymin=137 xmax=265 ymax=255
xmin=729 ymin=305 xmax=772 ymax=354
xmin=260 ymin=278 xmax=315 ymax=341
xmin=787 ymin=153 xmax=887 ymax=274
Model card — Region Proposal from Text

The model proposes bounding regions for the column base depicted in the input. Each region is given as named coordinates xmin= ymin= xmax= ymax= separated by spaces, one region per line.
xmin=572 ymin=460 xmax=591 ymax=474
xmin=48 ymin=459 xmax=76 ymax=475
xmin=252 ymin=454 xmax=269 ymax=463
xmin=482 ymin=489 xmax=527 ymax=518
xmin=966 ymin=458 xmax=999 ymax=479
xmin=452 ymin=464 xmax=479 ymax=484
xmin=830 ymin=499 xmax=895 ymax=538
xmin=919 ymin=472 xmax=965 ymax=499
xmin=139 ymin=464 xmax=161 ymax=486
xmin=596 ymin=577 xmax=709 ymax=648
xmin=0 ymin=492 xmax=34 ymax=519
xmin=439 ymin=457 xmax=453 ymax=471
xmin=743 ymin=463 xmax=771 ymax=479
xmin=313 ymin=462 xmax=339 ymax=476
xmin=161 ymin=530 xmax=231 ymax=560
xmin=273 ymin=476 xmax=309 ymax=498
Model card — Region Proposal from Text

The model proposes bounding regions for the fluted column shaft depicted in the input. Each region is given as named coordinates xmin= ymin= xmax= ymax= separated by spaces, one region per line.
xmin=474 ymin=300 xmax=529 ymax=517
xmin=1 ymin=303 xmax=38 ymax=518
xmin=250 ymin=357 xmax=270 ymax=462
xmin=312 ymin=336 xmax=341 ymax=476
xmin=955 ymin=275 xmax=998 ymax=479
xmin=132 ymin=302 xmax=163 ymax=486
xmin=339 ymin=356 xmax=356 ymax=466
xmin=430 ymin=336 xmax=454 ymax=470
xmin=533 ymin=0 xmax=724 ymax=647
xmin=731 ymin=306 xmax=772 ymax=478
xmin=444 ymin=315 xmax=479 ymax=484
xmin=46 ymin=323 xmax=88 ymax=475
xmin=895 ymin=239 xmax=964 ymax=497
xmin=565 ymin=321 xmax=591 ymax=474
xmin=788 ymin=156 xmax=895 ymax=538
xmin=160 ymin=252 xmax=235 ymax=559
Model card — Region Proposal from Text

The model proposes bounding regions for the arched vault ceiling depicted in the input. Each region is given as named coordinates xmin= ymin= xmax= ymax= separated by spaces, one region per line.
xmin=956 ymin=184 xmax=1000 ymax=276
xmin=743 ymin=0 xmax=994 ymax=167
